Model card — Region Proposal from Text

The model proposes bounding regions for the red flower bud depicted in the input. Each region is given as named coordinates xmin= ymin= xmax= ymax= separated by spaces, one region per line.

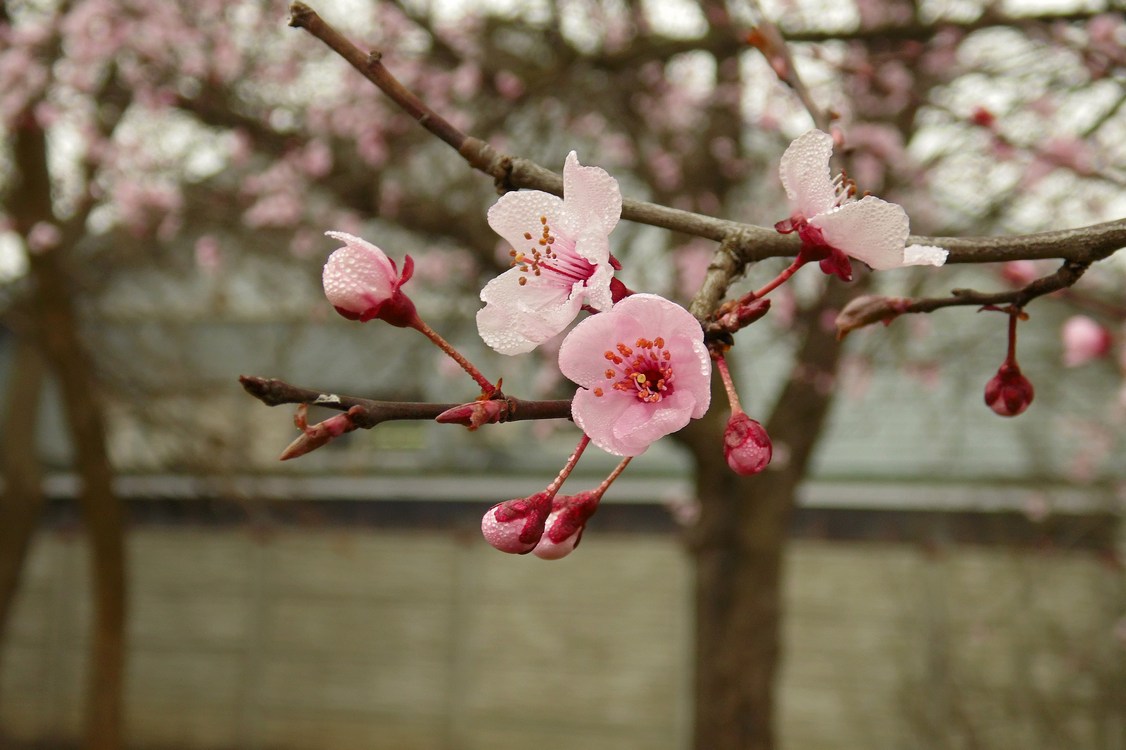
xmin=984 ymin=362 xmax=1034 ymax=417
xmin=532 ymin=491 xmax=601 ymax=560
xmin=717 ymin=298 xmax=771 ymax=334
xmin=279 ymin=405 xmax=363 ymax=461
xmin=724 ymin=412 xmax=773 ymax=475
xmin=480 ymin=491 xmax=554 ymax=554
xmin=435 ymin=399 xmax=507 ymax=430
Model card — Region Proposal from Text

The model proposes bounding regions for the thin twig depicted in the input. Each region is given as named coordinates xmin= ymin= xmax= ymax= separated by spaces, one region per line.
xmin=239 ymin=375 xmax=572 ymax=426
xmin=901 ymin=260 xmax=1091 ymax=313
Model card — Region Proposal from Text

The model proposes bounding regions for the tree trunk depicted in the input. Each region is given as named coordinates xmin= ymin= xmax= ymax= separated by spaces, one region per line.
xmin=13 ymin=116 xmax=127 ymax=750
xmin=0 ymin=336 xmax=47 ymax=678
xmin=682 ymin=282 xmax=852 ymax=750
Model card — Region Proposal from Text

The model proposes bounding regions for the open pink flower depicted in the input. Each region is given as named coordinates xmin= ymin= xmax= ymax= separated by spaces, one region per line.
xmin=322 ymin=231 xmax=418 ymax=327
xmin=477 ymin=151 xmax=623 ymax=355
xmin=558 ymin=294 xmax=711 ymax=456
xmin=775 ymin=130 xmax=947 ymax=280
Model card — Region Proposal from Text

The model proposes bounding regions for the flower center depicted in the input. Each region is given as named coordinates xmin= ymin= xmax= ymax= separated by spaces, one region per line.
xmin=509 ymin=215 xmax=595 ymax=287
xmin=595 ymin=336 xmax=675 ymax=403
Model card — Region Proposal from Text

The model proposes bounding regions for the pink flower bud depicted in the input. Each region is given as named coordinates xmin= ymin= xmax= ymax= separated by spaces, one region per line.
xmin=435 ymin=398 xmax=507 ymax=430
xmin=984 ymin=363 xmax=1034 ymax=417
xmin=322 ymin=231 xmax=419 ymax=327
xmin=481 ymin=492 xmax=554 ymax=554
xmin=1061 ymin=315 xmax=1111 ymax=367
xmin=716 ymin=298 xmax=771 ymax=333
xmin=279 ymin=405 xmax=363 ymax=461
xmin=723 ymin=412 xmax=773 ymax=475
xmin=532 ymin=491 xmax=601 ymax=560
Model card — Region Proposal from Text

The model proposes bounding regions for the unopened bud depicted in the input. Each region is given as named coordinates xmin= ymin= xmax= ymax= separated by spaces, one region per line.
xmin=717 ymin=298 xmax=771 ymax=333
xmin=279 ymin=405 xmax=362 ymax=460
xmin=435 ymin=398 xmax=507 ymax=430
xmin=984 ymin=362 xmax=1034 ymax=417
xmin=322 ymin=231 xmax=420 ymax=328
xmin=835 ymin=295 xmax=909 ymax=339
xmin=481 ymin=491 xmax=554 ymax=554
xmin=533 ymin=491 xmax=601 ymax=560
xmin=724 ymin=412 xmax=772 ymax=475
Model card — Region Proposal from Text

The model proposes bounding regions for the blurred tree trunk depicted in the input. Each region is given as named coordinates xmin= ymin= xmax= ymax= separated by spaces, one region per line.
xmin=12 ymin=116 xmax=127 ymax=750
xmin=681 ymin=282 xmax=851 ymax=750
xmin=0 ymin=335 xmax=47 ymax=671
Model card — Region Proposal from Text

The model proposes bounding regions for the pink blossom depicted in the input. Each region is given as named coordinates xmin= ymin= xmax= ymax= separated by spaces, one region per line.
xmin=1061 ymin=315 xmax=1112 ymax=367
xmin=775 ymin=130 xmax=947 ymax=280
xmin=558 ymin=294 xmax=711 ymax=457
xmin=322 ymin=231 xmax=419 ymax=327
xmin=477 ymin=151 xmax=623 ymax=354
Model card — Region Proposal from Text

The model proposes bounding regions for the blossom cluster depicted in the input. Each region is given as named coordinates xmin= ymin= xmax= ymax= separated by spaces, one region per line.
xmin=312 ymin=131 xmax=954 ymax=557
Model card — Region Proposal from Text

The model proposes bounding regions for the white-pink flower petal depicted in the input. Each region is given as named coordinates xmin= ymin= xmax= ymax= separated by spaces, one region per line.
xmin=779 ymin=129 xmax=837 ymax=218
xmin=476 ymin=270 xmax=586 ymax=355
xmin=322 ymin=231 xmax=398 ymax=314
xmin=903 ymin=244 xmax=949 ymax=267
xmin=811 ymin=196 xmax=909 ymax=271
xmin=556 ymin=151 xmax=623 ymax=240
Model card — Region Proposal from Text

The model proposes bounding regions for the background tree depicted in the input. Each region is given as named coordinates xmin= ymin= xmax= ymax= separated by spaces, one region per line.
xmin=1 ymin=1 xmax=1123 ymax=749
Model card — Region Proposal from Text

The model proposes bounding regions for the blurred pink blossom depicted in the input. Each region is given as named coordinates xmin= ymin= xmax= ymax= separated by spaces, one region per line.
xmin=26 ymin=222 xmax=61 ymax=253
xmin=1061 ymin=315 xmax=1112 ymax=367
xmin=194 ymin=235 xmax=221 ymax=274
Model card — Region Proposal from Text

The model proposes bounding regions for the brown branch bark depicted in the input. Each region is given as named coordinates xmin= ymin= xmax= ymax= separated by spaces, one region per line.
xmin=286 ymin=2 xmax=1125 ymax=275
xmin=239 ymin=375 xmax=573 ymax=424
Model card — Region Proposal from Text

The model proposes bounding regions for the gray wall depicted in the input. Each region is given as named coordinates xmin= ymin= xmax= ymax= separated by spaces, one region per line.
xmin=2 ymin=527 xmax=1122 ymax=749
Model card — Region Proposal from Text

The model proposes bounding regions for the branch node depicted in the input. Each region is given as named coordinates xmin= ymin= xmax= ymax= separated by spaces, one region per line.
xmin=288 ymin=2 xmax=314 ymax=28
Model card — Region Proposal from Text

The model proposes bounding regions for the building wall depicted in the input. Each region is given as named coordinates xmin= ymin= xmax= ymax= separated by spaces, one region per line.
xmin=1 ymin=526 xmax=1122 ymax=750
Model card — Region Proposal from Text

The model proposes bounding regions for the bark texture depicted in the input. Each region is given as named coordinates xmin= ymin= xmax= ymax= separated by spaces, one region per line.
xmin=681 ymin=281 xmax=852 ymax=750
xmin=0 ymin=336 xmax=47 ymax=670
xmin=10 ymin=116 xmax=127 ymax=750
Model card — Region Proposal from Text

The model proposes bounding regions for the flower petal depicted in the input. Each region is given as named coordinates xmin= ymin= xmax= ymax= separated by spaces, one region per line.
xmin=902 ymin=244 xmax=948 ymax=267
xmin=558 ymin=151 xmax=622 ymax=240
xmin=611 ymin=390 xmax=700 ymax=455
xmin=487 ymin=190 xmax=565 ymax=253
xmin=779 ymin=130 xmax=837 ymax=218
xmin=558 ymin=302 xmax=646 ymax=386
xmin=322 ymin=231 xmax=398 ymax=313
xmin=571 ymin=387 xmax=642 ymax=456
xmin=812 ymin=196 xmax=909 ymax=270
xmin=477 ymin=269 xmax=585 ymax=355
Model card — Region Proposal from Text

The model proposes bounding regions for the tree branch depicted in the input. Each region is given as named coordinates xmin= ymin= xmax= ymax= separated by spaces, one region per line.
xmin=239 ymin=375 xmax=573 ymax=425
xmin=286 ymin=2 xmax=1125 ymax=276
